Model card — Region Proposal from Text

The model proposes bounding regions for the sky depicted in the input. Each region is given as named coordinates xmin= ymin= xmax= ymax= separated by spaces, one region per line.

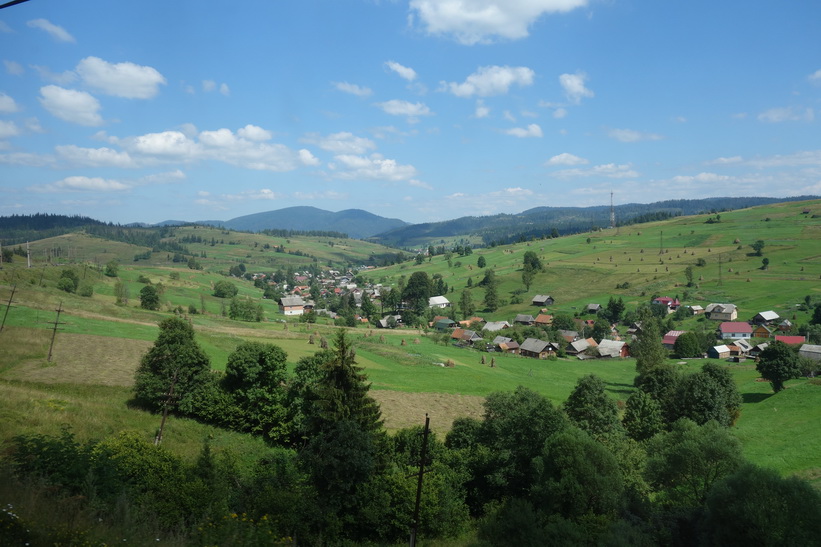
xmin=1 ymin=0 xmax=820 ymax=225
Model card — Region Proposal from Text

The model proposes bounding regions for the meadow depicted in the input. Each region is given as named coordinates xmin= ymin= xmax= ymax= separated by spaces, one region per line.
xmin=1 ymin=199 xmax=820 ymax=489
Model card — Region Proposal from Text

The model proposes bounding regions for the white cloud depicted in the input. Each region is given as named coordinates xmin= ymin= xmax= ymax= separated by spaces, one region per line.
xmin=0 ymin=91 xmax=20 ymax=114
xmin=375 ymin=99 xmax=433 ymax=122
xmin=292 ymin=190 xmax=348 ymax=200
xmin=0 ymin=151 xmax=54 ymax=167
xmin=4 ymin=60 xmax=23 ymax=75
xmin=385 ymin=60 xmax=417 ymax=81
xmin=237 ymin=124 xmax=272 ymax=141
xmin=32 ymin=176 xmax=129 ymax=193
xmin=27 ymin=19 xmax=75 ymax=43
xmin=56 ymin=145 xmax=135 ymax=168
xmin=559 ymin=72 xmax=593 ymax=104
xmin=503 ymin=110 xmax=516 ymax=122
xmin=809 ymin=69 xmax=821 ymax=83
xmin=0 ymin=120 xmax=19 ymax=139
xmin=0 ymin=21 xmax=11 ymax=33
xmin=757 ymin=106 xmax=814 ymax=123
xmin=139 ymin=170 xmax=186 ymax=185
xmin=504 ymin=123 xmax=542 ymax=138
xmin=334 ymin=81 xmax=373 ymax=97
xmin=203 ymin=80 xmax=216 ymax=92
xmin=553 ymin=107 xmax=567 ymax=119
xmin=129 ymin=130 xmax=199 ymax=158
xmin=746 ymin=149 xmax=821 ymax=169
xmin=329 ymin=153 xmax=417 ymax=181
xmin=301 ymin=131 xmax=377 ymax=154
xmin=474 ymin=100 xmax=490 ymax=118
xmin=708 ymin=156 xmax=743 ymax=165
xmin=608 ymin=128 xmax=663 ymax=143
xmin=219 ymin=83 xmax=230 ymax=96
xmin=552 ymin=163 xmax=638 ymax=178
xmin=31 ymin=65 xmax=77 ymax=85
xmin=443 ymin=65 xmax=534 ymax=97
xmin=410 ymin=0 xmax=588 ymax=45
xmin=670 ymin=172 xmax=731 ymax=184
xmin=298 ymin=149 xmax=321 ymax=166
xmin=39 ymin=85 xmax=103 ymax=126
xmin=409 ymin=179 xmax=433 ymax=190
xmin=76 ymin=56 xmax=166 ymax=99
xmin=546 ymin=152 xmax=588 ymax=166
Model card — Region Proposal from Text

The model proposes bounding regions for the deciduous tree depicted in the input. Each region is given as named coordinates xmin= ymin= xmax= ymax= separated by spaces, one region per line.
xmin=756 ymin=340 xmax=801 ymax=392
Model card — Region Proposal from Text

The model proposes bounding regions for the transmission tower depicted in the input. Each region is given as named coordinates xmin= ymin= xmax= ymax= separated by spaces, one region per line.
xmin=610 ymin=191 xmax=616 ymax=230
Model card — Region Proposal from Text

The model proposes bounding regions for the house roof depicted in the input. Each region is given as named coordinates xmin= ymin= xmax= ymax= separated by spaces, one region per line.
xmin=775 ymin=335 xmax=806 ymax=345
xmin=499 ymin=341 xmax=520 ymax=351
xmin=734 ymin=339 xmax=753 ymax=352
xmin=534 ymin=313 xmax=553 ymax=325
xmin=520 ymin=337 xmax=550 ymax=353
xmin=483 ymin=321 xmax=511 ymax=332
xmin=799 ymin=344 xmax=821 ymax=361
xmin=558 ymin=329 xmax=579 ymax=342
xmin=532 ymin=294 xmax=553 ymax=303
xmin=492 ymin=335 xmax=513 ymax=345
xmin=755 ymin=310 xmax=780 ymax=321
xmin=429 ymin=296 xmax=451 ymax=306
xmin=706 ymin=303 xmax=737 ymax=314
xmin=586 ymin=303 xmax=601 ymax=311
xmin=597 ymin=339 xmax=625 ymax=358
xmin=663 ymin=330 xmax=686 ymax=345
xmin=514 ymin=314 xmax=535 ymax=323
xmin=279 ymin=296 xmax=305 ymax=306
xmin=711 ymin=344 xmax=731 ymax=354
xmin=569 ymin=338 xmax=592 ymax=353
xmin=719 ymin=322 xmax=752 ymax=334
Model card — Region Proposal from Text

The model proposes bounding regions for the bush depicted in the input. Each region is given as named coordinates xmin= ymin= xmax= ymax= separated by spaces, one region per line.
xmin=213 ymin=280 xmax=239 ymax=298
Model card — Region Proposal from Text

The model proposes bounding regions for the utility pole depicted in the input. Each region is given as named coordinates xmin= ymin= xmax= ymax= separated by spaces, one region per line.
xmin=26 ymin=241 xmax=31 ymax=268
xmin=0 ymin=284 xmax=16 ymax=333
xmin=47 ymin=301 xmax=66 ymax=361
xmin=154 ymin=369 xmax=179 ymax=446
xmin=409 ymin=414 xmax=431 ymax=547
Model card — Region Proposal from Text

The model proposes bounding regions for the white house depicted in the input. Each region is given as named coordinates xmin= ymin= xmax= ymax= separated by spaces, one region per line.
xmin=428 ymin=295 xmax=451 ymax=309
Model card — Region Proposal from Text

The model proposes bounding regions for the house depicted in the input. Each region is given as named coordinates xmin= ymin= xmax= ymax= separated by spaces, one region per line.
xmin=519 ymin=338 xmax=559 ymax=359
xmin=513 ymin=314 xmax=535 ymax=326
xmin=662 ymin=330 xmax=686 ymax=349
xmin=586 ymin=303 xmax=602 ymax=314
xmin=433 ymin=318 xmax=457 ymax=331
xmin=777 ymin=319 xmax=793 ymax=332
xmin=567 ymin=337 xmax=598 ymax=356
xmin=534 ymin=314 xmax=554 ymax=326
xmin=718 ymin=322 xmax=753 ymax=339
xmin=278 ymin=295 xmax=305 ymax=316
xmin=376 ymin=314 xmax=402 ymax=328
xmin=653 ymin=296 xmax=681 ymax=313
xmin=749 ymin=342 xmax=769 ymax=358
xmin=451 ymin=328 xmax=483 ymax=346
xmin=752 ymin=325 xmax=773 ymax=339
xmin=532 ymin=295 xmax=555 ymax=306
xmin=689 ymin=305 xmax=705 ymax=315
xmin=597 ymin=339 xmax=629 ymax=358
xmin=483 ymin=320 xmax=511 ymax=332
xmin=626 ymin=322 xmax=643 ymax=336
xmin=708 ymin=345 xmax=731 ymax=359
xmin=558 ymin=329 xmax=580 ymax=343
xmin=492 ymin=336 xmax=520 ymax=354
xmin=753 ymin=310 xmax=780 ymax=325
xmin=799 ymin=344 xmax=821 ymax=362
xmin=429 ymin=295 xmax=451 ymax=309
xmin=460 ymin=316 xmax=485 ymax=328
xmin=705 ymin=303 xmax=738 ymax=321
xmin=775 ymin=335 xmax=806 ymax=345
xmin=734 ymin=339 xmax=753 ymax=355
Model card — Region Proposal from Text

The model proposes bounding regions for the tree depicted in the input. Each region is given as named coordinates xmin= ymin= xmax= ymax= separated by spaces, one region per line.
xmin=645 ymin=419 xmax=743 ymax=507
xmin=458 ymin=289 xmax=475 ymax=320
xmin=673 ymin=331 xmax=702 ymax=358
xmin=59 ymin=269 xmax=79 ymax=293
xmin=477 ymin=255 xmax=486 ymax=268
xmin=521 ymin=267 xmax=536 ymax=292
xmin=756 ymin=340 xmax=801 ymax=392
xmin=635 ymin=364 xmax=681 ymax=424
xmin=761 ymin=257 xmax=770 ymax=270
xmin=139 ymin=284 xmax=160 ymax=310
xmin=402 ymin=271 xmax=432 ymax=315
xmin=590 ymin=320 xmax=611 ymax=343
xmin=114 ymin=280 xmax=129 ymax=305
xmin=522 ymin=250 xmax=542 ymax=271
xmin=133 ymin=317 xmax=212 ymax=413
xmin=684 ymin=265 xmax=694 ymax=287
xmin=562 ymin=374 xmax=623 ymax=441
xmin=104 ymin=259 xmax=119 ymax=277
xmin=213 ymin=280 xmax=238 ymax=298
xmin=602 ymin=296 xmax=625 ymax=324
xmin=483 ymin=282 xmax=499 ymax=312
xmin=622 ymin=390 xmax=664 ymax=442
xmin=57 ymin=276 xmax=76 ymax=293
xmin=750 ymin=239 xmax=765 ymax=256
xmin=703 ymin=463 xmax=821 ymax=546
xmin=223 ymin=341 xmax=289 ymax=443
xmin=228 ymin=296 xmax=263 ymax=321
xmin=631 ymin=318 xmax=667 ymax=375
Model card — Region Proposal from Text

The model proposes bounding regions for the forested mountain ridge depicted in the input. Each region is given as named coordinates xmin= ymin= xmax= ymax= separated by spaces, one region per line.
xmin=370 ymin=196 xmax=820 ymax=248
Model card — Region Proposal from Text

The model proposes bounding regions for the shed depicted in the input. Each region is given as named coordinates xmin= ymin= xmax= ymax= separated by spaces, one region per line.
xmin=708 ymin=345 xmax=731 ymax=359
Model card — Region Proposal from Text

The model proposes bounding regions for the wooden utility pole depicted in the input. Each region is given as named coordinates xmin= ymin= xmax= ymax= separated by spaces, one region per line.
xmin=0 ymin=284 xmax=16 ymax=333
xmin=47 ymin=301 xmax=66 ymax=361
xmin=154 ymin=369 xmax=179 ymax=446
xmin=409 ymin=414 xmax=431 ymax=547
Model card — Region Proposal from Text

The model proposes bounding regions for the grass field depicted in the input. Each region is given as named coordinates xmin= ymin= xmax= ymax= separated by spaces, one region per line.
xmin=2 ymin=199 xmax=821 ymax=488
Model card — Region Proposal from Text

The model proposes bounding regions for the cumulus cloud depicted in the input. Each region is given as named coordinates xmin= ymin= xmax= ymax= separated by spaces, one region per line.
xmin=0 ymin=120 xmax=19 ymax=139
xmin=76 ymin=56 xmax=166 ymax=99
xmin=301 ymin=131 xmax=377 ymax=154
xmin=670 ymin=172 xmax=730 ymax=184
xmin=32 ymin=176 xmax=129 ymax=193
xmin=474 ymin=100 xmax=490 ymax=118
xmin=334 ymin=81 xmax=373 ymax=97
xmin=31 ymin=65 xmax=77 ymax=85
xmin=559 ymin=72 xmax=593 ymax=104
xmin=809 ymin=69 xmax=821 ymax=83
xmin=56 ymin=145 xmax=135 ymax=168
xmin=27 ymin=19 xmax=75 ymax=43
xmin=546 ymin=152 xmax=588 ymax=166
xmin=608 ymin=128 xmax=663 ymax=143
xmin=375 ymin=99 xmax=433 ymax=122
xmin=0 ymin=92 xmax=19 ymax=113
xmin=298 ymin=149 xmax=321 ymax=166
xmin=4 ymin=60 xmax=24 ymax=75
xmin=329 ymin=153 xmax=417 ymax=181
xmin=237 ymin=124 xmax=272 ymax=141
xmin=386 ymin=60 xmax=417 ymax=81
xmin=552 ymin=163 xmax=638 ymax=178
xmin=39 ymin=85 xmax=103 ymax=126
xmin=708 ymin=156 xmax=743 ymax=165
xmin=504 ymin=123 xmax=542 ymax=138
xmin=757 ymin=106 xmax=814 ymax=123
xmin=410 ymin=0 xmax=588 ymax=45
xmin=443 ymin=65 xmax=534 ymax=97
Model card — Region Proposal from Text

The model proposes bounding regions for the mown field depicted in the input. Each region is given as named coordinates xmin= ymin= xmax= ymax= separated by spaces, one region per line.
xmin=1 ymin=199 xmax=820 ymax=488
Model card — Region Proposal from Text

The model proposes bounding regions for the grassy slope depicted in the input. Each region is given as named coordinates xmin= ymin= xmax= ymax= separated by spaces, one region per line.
xmin=1 ymin=200 xmax=821 ymax=484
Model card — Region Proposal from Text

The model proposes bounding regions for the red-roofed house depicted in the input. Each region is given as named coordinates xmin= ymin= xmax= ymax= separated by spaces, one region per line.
xmin=775 ymin=335 xmax=806 ymax=345
xmin=718 ymin=322 xmax=752 ymax=339
xmin=654 ymin=296 xmax=681 ymax=313
xmin=663 ymin=330 xmax=686 ymax=349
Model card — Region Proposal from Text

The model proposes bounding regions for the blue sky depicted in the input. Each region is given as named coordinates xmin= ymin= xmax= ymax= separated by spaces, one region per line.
xmin=1 ymin=0 xmax=820 ymax=225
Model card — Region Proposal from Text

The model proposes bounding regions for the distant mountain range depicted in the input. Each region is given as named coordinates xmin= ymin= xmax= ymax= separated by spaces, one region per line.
xmin=156 ymin=207 xmax=409 ymax=239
